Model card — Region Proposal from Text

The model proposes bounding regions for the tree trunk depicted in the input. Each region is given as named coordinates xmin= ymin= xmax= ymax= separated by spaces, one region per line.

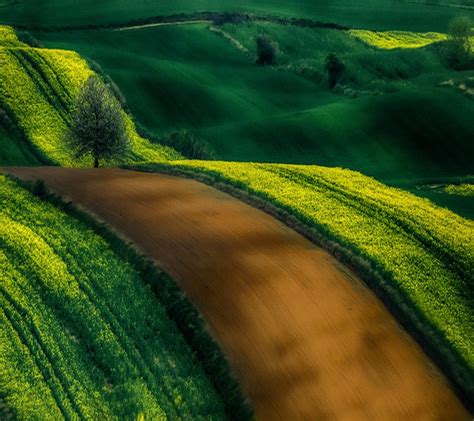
xmin=94 ymin=156 xmax=99 ymax=168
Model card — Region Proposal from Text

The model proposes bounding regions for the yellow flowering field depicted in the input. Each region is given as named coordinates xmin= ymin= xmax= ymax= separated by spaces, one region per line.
xmin=0 ymin=26 xmax=27 ymax=47
xmin=0 ymin=175 xmax=234 ymax=419
xmin=349 ymin=29 xmax=448 ymax=49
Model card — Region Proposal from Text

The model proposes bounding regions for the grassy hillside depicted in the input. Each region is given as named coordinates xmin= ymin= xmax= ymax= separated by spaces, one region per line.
xmin=199 ymin=89 xmax=474 ymax=180
xmin=218 ymin=21 xmax=449 ymax=86
xmin=34 ymin=23 xmax=474 ymax=183
xmin=0 ymin=175 xmax=234 ymax=419
xmin=132 ymin=160 xmax=474 ymax=405
xmin=1 ymin=0 xmax=473 ymax=31
xmin=0 ymin=25 xmax=181 ymax=166
xmin=34 ymin=25 xmax=337 ymax=135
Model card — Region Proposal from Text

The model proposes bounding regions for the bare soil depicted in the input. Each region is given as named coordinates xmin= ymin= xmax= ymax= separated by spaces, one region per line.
xmin=4 ymin=167 xmax=469 ymax=420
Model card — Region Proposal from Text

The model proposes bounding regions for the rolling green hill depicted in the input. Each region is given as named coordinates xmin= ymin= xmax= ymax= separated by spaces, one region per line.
xmin=2 ymin=21 xmax=473 ymax=214
xmin=199 ymin=89 xmax=474 ymax=180
xmin=33 ymin=23 xmax=474 ymax=184
xmin=1 ymin=0 xmax=473 ymax=31
xmin=33 ymin=25 xmax=339 ymax=137
xmin=0 ymin=4 xmax=473 ymax=416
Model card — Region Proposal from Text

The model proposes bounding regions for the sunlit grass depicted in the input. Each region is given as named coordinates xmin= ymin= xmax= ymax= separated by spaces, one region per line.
xmin=349 ymin=29 xmax=448 ymax=49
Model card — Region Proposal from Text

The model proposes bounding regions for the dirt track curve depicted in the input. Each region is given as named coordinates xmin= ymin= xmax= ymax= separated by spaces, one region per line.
xmin=4 ymin=167 xmax=469 ymax=420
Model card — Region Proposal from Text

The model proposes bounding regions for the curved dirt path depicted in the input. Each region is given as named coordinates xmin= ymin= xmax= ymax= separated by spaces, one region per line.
xmin=4 ymin=167 xmax=469 ymax=420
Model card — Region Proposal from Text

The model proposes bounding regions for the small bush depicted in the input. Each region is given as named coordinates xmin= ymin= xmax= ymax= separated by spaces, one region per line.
xmin=442 ymin=16 xmax=473 ymax=70
xmin=161 ymin=131 xmax=215 ymax=160
xmin=325 ymin=53 xmax=346 ymax=89
xmin=256 ymin=36 xmax=278 ymax=66
xmin=213 ymin=12 xmax=249 ymax=26
xmin=31 ymin=179 xmax=47 ymax=198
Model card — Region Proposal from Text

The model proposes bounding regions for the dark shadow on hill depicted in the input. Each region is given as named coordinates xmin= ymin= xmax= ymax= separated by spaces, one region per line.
xmin=369 ymin=89 xmax=474 ymax=180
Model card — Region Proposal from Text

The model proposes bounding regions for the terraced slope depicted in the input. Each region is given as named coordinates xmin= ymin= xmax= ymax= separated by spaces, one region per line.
xmin=0 ymin=175 xmax=230 ymax=419
xmin=4 ymin=167 xmax=470 ymax=420
xmin=0 ymin=25 xmax=180 ymax=166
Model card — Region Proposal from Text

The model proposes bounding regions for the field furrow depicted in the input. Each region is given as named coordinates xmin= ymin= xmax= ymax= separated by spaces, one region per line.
xmin=10 ymin=49 xmax=71 ymax=123
xmin=0 ymin=306 xmax=65 ymax=419
xmin=0 ymin=291 xmax=79 ymax=419
xmin=266 ymin=165 xmax=473 ymax=284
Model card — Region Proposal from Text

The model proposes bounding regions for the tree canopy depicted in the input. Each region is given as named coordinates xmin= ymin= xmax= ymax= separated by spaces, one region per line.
xmin=66 ymin=75 xmax=130 ymax=167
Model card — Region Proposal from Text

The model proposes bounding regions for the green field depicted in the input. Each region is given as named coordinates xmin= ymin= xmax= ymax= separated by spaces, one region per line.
xmin=403 ymin=186 xmax=474 ymax=220
xmin=218 ymin=21 xmax=448 ymax=85
xmin=132 ymin=159 xmax=474 ymax=402
xmin=1 ymin=0 xmax=473 ymax=31
xmin=0 ymin=175 xmax=232 ymax=419
xmin=33 ymin=23 xmax=474 ymax=184
xmin=199 ymin=89 xmax=474 ymax=179
xmin=33 ymin=25 xmax=337 ymax=136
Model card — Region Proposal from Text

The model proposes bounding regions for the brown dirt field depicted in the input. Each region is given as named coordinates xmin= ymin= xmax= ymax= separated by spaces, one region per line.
xmin=3 ymin=167 xmax=470 ymax=420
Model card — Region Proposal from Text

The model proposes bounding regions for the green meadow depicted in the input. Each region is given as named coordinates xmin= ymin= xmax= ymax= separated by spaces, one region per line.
xmin=0 ymin=124 xmax=40 ymax=166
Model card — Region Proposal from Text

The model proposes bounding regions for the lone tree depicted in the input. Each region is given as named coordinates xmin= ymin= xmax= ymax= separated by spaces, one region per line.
xmin=325 ymin=53 xmax=346 ymax=89
xmin=66 ymin=75 xmax=130 ymax=168
xmin=256 ymin=36 xmax=278 ymax=66
xmin=444 ymin=16 xmax=472 ymax=70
